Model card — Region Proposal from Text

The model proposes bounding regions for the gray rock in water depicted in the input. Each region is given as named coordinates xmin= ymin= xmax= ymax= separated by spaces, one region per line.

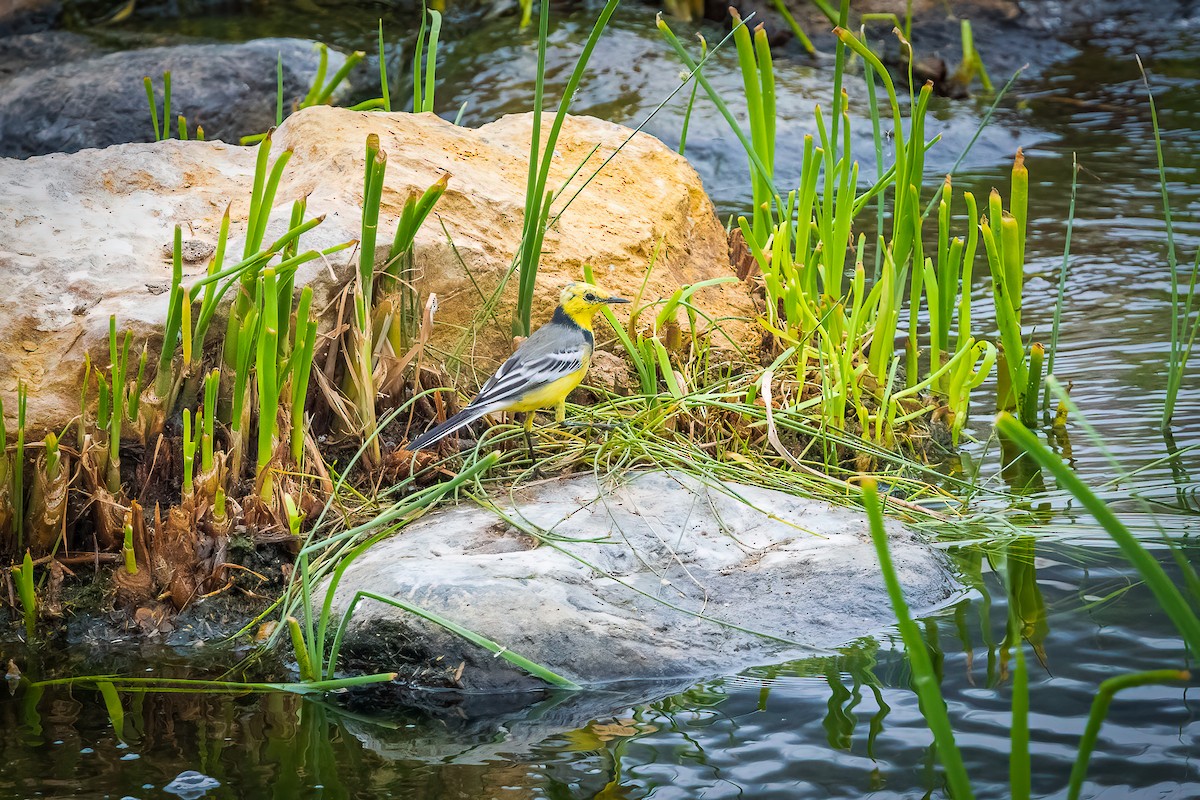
xmin=0 ymin=37 xmax=345 ymax=158
xmin=0 ymin=31 xmax=99 ymax=81
xmin=0 ymin=0 xmax=59 ymax=36
xmin=321 ymin=470 xmax=959 ymax=691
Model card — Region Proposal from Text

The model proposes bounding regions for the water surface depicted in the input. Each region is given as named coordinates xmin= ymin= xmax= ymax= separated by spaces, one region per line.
xmin=3 ymin=3 xmax=1199 ymax=798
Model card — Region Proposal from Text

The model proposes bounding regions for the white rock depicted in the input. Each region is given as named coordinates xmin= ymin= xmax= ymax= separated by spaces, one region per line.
xmin=320 ymin=470 xmax=959 ymax=691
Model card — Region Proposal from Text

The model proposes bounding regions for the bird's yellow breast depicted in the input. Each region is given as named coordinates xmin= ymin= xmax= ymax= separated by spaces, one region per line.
xmin=503 ymin=362 xmax=590 ymax=412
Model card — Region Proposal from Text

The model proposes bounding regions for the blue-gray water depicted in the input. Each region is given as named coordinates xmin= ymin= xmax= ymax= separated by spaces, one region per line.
xmin=2 ymin=2 xmax=1199 ymax=798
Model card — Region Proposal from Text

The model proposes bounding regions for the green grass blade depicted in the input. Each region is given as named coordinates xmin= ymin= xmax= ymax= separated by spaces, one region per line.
xmin=143 ymin=77 xmax=159 ymax=141
xmin=334 ymin=590 xmax=581 ymax=689
xmin=862 ymin=479 xmax=975 ymax=799
xmin=1066 ymin=669 xmax=1190 ymax=800
xmin=15 ymin=550 xmax=36 ymax=641
xmin=96 ymin=681 xmax=126 ymax=742
xmin=996 ymin=413 xmax=1200 ymax=655
xmin=422 ymin=10 xmax=441 ymax=114
xmin=378 ymin=21 xmax=390 ymax=113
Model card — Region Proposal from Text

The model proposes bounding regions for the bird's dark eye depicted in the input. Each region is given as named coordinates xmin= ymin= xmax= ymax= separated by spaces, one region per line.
xmin=584 ymin=292 xmax=597 ymax=303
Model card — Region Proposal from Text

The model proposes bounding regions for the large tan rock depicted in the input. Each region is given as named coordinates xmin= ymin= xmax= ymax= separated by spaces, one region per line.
xmin=0 ymin=106 xmax=752 ymax=433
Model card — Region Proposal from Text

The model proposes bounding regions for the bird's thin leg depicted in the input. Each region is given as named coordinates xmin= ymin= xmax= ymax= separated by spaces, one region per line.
xmin=523 ymin=412 xmax=537 ymax=463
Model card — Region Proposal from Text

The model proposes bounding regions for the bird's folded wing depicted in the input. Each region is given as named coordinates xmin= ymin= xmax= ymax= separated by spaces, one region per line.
xmin=474 ymin=346 xmax=586 ymax=408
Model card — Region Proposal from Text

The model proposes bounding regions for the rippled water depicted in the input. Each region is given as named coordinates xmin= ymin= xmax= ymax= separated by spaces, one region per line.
xmin=3 ymin=541 xmax=1196 ymax=798
xmin=4 ymin=2 xmax=1200 ymax=798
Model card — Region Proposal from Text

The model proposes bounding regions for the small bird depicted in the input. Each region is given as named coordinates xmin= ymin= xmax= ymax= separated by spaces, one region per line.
xmin=407 ymin=281 xmax=629 ymax=456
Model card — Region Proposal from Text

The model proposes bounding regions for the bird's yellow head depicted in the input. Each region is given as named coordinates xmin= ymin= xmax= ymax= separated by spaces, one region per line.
xmin=558 ymin=281 xmax=629 ymax=327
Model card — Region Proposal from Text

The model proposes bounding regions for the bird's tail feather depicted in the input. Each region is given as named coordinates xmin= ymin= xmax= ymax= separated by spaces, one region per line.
xmin=406 ymin=405 xmax=492 ymax=451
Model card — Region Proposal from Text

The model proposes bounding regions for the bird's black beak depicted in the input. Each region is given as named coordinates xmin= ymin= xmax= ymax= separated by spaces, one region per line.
xmin=605 ymin=296 xmax=630 ymax=304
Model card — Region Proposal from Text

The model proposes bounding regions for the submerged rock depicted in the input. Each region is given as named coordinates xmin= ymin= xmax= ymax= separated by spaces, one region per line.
xmin=0 ymin=38 xmax=346 ymax=158
xmin=320 ymin=470 xmax=959 ymax=691
xmin=0 ymin=106 xmax=751 ymax=432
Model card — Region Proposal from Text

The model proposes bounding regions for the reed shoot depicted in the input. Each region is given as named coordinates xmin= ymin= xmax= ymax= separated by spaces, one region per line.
xmin=122 ymin=517 xmax=138 ymax=575
xmin=1138 ymin=58 xmax=1200 ymax=429
xmin=202 ymin=369 xmax=218 ymax=474
xmin=182 ymin=408 xmax=196 ymax=499
xmin=14 ymin=550 xmax=36 ymax=642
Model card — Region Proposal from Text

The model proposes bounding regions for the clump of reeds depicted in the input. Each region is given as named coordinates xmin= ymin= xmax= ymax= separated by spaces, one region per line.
xmin=980 ymin=149 xmax=1047 ymax=426
xmin=655 ymin=14 xmax=1003 ymax=464
xmin=144 ymin=72 xmax=202 ymax=141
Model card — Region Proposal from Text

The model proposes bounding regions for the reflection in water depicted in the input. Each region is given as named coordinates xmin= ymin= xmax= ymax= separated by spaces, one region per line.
xmin=0 ymin=538 xmax=1196 ymax=798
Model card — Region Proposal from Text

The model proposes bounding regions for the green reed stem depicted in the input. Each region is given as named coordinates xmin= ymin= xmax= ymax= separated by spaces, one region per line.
xmin=659 ymin=14 xmax=779 ymax=214
xmin=352 ymin=136 xmax=387 ymax=466
xmin=122 ymin=519 xmax=138 ymax=575
xmin=15 ymin=383 xmax=26 ymax=552
xmin=162 ymin=71 xmax=171 ymax=140
xmin=143 ymin=77 xmax=159 ymax=141
xmin=128 ymin=344 xmax=147 ymax=424
xmin=1140 ymin=57 xmax=1200 ymax=429
xmin=288 ymin=616 xmax=318 ymax=682
xmin=313 ymin=51 xmax=364 ymax=106
xmin=154 ymin=226 xmax=185 ymax=401
xmin=302 ymin=45 xmax=328 ymax=107
xmin=768 ymin=0 xmax=814 ymax=55
xmin=1022 ymin=342 xmax=1044 ymax=426
xmin=359 ymin=135 xmax=385 ymax=320
xmin=421 ymin=12 xmax=440 ymax=113
xmin=376 ymin=21 xmax=391 ymax=112
xmin=290 ymin=289 xmax=317 ymax=466
xmin=97 ymin=681 xmax=125 ymax=741
xmin=513 ymin=0 xmax=620 ymax=337
xmin=412 ymin=8 xmax=442 ymax=113
xmin=1045 ymin=153 xmax=1076 ymax=410
xmin=203 ymin=369 xmax=218 ymax=473
xmin=678 ymin=36 xmax=708 ymax=155
xmin=275 ymin=52 xmax=284 ymax=125
xmin=255 ymin=267 xmax=280 ymax=498
xmin=107 ymin=318 xmax=131 ymax=494
xmin=182 ymin=408 xmax=195 ymax=498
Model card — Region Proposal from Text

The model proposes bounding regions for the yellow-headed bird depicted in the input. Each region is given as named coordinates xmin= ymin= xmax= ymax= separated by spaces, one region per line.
xmin=407 ymin=281 xmax=629 ymax=454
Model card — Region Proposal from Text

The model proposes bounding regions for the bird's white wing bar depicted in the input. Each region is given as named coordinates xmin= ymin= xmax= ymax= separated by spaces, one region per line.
xmin=473 ymin=347 xmax=586 ymax=409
